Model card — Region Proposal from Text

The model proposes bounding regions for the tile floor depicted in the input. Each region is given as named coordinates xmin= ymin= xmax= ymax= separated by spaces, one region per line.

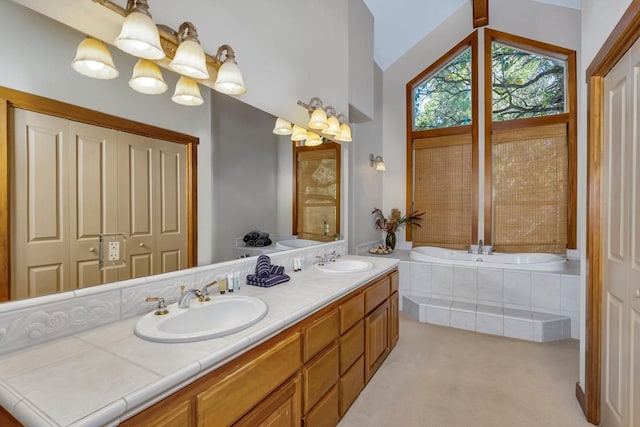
xmin=338 ymin=312 xmax=592 ymax=427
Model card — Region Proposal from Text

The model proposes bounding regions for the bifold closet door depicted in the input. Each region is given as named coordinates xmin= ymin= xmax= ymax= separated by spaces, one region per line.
xmin=12 ymin=110 xmax=71 ymax=299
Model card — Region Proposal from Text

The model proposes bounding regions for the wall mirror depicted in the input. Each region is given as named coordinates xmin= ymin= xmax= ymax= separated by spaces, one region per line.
xmin=0 ymin=1 xmax=338 ymax=303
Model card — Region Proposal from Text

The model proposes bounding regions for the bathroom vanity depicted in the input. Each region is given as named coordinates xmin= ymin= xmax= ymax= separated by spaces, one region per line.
xmin=0 ymin=252 xmax=399 ymax=427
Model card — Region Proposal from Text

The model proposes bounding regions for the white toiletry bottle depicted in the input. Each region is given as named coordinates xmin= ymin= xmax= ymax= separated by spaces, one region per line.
xmin=227 ymin=273 xmax=234 ymax=293
xmin=234 ymin=272 xmax=240 ymax=292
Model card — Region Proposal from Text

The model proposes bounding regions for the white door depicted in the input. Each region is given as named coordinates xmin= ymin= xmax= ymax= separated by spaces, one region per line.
xmin=602 ymin=36 xmax=640 ymax=427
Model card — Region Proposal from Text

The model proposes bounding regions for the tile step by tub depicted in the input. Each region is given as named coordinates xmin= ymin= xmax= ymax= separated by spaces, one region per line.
xmin=402 ymin=295 xmax=571 ymax=343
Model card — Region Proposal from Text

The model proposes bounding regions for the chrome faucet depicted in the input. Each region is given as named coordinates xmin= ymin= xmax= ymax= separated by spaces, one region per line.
xmin=327 ymin=250 xmax=340 ymax=262
xmin=477 ymin=240 xmax=484 ymax=254
xmin=200 ymin=280 xmax=218 ymax=301
xmin=178 ymin=286 xmax=205 ymax=308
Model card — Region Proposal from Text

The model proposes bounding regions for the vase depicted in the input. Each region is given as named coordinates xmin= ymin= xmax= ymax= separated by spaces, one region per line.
xmin=385 ymin=232 xmax=396 ymax=250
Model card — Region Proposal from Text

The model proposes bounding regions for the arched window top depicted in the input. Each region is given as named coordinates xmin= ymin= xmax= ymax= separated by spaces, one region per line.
xmin=412 ymin=46 xmax=472 ymax=131
xmin=491 ymin=42 xmax=567 ymax=122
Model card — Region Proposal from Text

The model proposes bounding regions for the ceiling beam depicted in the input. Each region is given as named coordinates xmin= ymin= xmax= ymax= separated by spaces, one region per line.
xmin=473 ymin=0 xmax=489 ymax=28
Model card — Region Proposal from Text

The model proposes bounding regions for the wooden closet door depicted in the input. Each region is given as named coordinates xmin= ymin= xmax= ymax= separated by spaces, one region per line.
xmin=118 ymin=132 xmax=157 ymax=279
xmin=11 ymin=109 xmax=70 ymax=298
xmin=68 ymin=122 xmax=119 ymax=288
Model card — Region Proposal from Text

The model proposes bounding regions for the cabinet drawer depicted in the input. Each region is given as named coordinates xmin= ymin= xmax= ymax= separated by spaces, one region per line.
xmin=303 ymin=342 xmax=339 ymax=413
xmin=303 ymin=309 xmax=339 ymax=362
xmin=197 ymin=333 xmax=301 ymax=427
xmin=233 ymin=374 xmax=301 ymax=427
xmin=303 ymin=384 xmax=339 ymax=427
xmin=339 ymin=320 xmax=364 ymax=375
xmin=364 ymin=277 xmax=390 ymax=314
xmin=390 ymin=271 xmax=399 ymax=294
xmin=339 ymin=355 xmax=364 ymax=416
xmin=339 ymin=293 xmax=364 ymax=334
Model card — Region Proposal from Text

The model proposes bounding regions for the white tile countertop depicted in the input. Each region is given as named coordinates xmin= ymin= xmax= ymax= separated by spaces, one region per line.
xmin=0 ymin=255 xmax=399 ymax=427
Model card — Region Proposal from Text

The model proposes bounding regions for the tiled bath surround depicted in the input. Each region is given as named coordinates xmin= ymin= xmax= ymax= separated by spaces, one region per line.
xmin=398 ymin=258 xmax=580 ymax=342
xmin=0 ymin=241 xmax=346 ymax=356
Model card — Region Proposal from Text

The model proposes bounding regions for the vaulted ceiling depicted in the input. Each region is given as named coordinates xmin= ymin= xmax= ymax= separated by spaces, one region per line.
xmin=361 ymin=0 xmax=582 ymax=70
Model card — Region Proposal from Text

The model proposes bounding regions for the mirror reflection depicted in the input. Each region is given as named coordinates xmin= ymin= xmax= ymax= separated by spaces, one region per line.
xmin=0 ymin=1 xmax=337 ymax=303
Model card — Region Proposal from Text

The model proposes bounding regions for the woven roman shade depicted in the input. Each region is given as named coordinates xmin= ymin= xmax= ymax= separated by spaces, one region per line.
xmin=296 ymin=148 xmax=337 ymax=241
xmin=413 ymin=134 xmax=472 ymax=249
xmin=492 ymin=123 xmax=568 ymax=254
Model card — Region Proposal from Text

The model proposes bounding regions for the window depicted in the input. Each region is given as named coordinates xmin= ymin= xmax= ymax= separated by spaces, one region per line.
xmin=406 ymin=29 xmax=576 ymax=252
xmin=413 ymin=47 xmax=472 ymax=130
xmin=491 ymin=43 xmax=566 ymax=121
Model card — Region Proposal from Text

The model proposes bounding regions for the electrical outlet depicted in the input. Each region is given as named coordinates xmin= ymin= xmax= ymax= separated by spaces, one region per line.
xmin=108 ymin=241 xmax=120 ymax=261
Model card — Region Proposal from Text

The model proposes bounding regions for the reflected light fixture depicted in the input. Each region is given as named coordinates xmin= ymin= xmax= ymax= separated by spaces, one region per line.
xmin=321 ymin=106 xmax=340 ymax=137
xmin=129 ymin=59 xmax=168 ymax=94
xmin=273 ymin=118 xmax=293 ymax=135
xmin=305 ymin=131 xmax=323 ymax=146
xmin=307 ymin=97 xmax=328 ymax=130
xmin=334 ymin=114 xmax=352 ymax=142
xmin=291 ymin=125 xmax=308 ymax=141
xmin=214 ymin=44 xmax=247 ymax=95
xmin=172 ymin=76 xmax=204 ymax=106
xmin=71 ymin=37 xmax=119 ymax=79
xmin=169 ymin=22 xmax=209 ymax=80
xmin=115 ymin=0 xmax=165 ymax=60
xmin=370 ymin=154 xmax=386 ymax=171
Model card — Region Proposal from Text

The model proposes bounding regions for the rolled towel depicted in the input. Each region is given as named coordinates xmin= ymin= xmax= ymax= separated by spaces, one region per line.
xmin=269 ymin=264 xmax=284 ymax=276
xmin=255 ymin=238 xmax=272 ymax=247
xmin=256 ymin=255 xmax=271 ymax=277
xmin=257 ymin=231 xmax=270 ymax=239
xmin=246 ymin=239 xmax=257 ymax=247
xmin=246 ymin=273 xmax=290 ymax=288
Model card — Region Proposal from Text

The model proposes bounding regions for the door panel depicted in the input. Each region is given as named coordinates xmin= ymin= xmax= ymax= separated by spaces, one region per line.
xmin=12 ymin=110 xmax=70 ymax=298
xmin=630 ymin=308 xmax=640 ymax=427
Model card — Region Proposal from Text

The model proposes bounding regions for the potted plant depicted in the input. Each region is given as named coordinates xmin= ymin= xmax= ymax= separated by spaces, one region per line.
xmin=371 ymin=208 xmax=424 ymax=250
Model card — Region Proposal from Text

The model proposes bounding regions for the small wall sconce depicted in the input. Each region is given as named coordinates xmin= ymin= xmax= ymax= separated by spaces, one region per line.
xmin=370 ymin=154 xmax=386 ymax=171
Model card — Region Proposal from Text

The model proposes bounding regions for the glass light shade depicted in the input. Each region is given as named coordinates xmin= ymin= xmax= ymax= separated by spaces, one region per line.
xmin=321 ymin=115 xmax=340 ymax=136
xmin=334 ymin=123 xmax=352 ymax=142
xmin=129 ymin=59 xmax=168 ymax=94
xmin=214 ymin=61 xmax=247 ymax=95
xmin=375 ymin=159 xmax=386 ymax=171
xmin=273 ymin=118 xmax=293 ymax=135
xmin=71 ymin=37 xmax=119 ymax=79
xmin=308 ymin=107 xmax=328 ymax=129
xmin=291 ymin=125 xmax=308 ymax=141
xmin=115 ymin=11 xmax=165 ymax=60
xmin=305 ymin=131 xmax=322 ymax=146
xmin=172 ymin=76 xmax=204 ymax=106
xmin=169 ymin=39 xmax=209 ymax=80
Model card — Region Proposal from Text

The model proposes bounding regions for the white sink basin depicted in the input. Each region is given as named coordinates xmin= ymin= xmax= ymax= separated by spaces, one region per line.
xmin=135 ymin=295 xmax=268 ymax=343
xmin=314 ymin=259 xmax=374 ymax=273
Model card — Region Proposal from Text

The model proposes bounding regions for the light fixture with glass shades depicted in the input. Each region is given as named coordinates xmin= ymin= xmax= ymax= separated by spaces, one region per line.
xmin=334 ymin=114 xmax=353 ymax=142
xmin=291 ymin=125 xmax=309 ymax=141
xmin=169 ymin=22 xmax=209 ymax=80
xmin=172 ymin=76 xmax=204 ymax=106
xmin=289 ymin=97 xmax=352 ymax=146
xmin=272 ymin=118 xmax=293 ymax=135
xmin=71 ymin=0 xmax=248 ymax=107
xmin=71 ymin=37 xmax=120 ymax=79
xmin=305 ymin=131 xmax=323 ymax=146
xmin=321 ymin=106 xmax=341 ymax=137
xmin=370 ymin=154 xmax=386 ymax=171
xmin=129 ymin=59 xmax=168 ymax=94
xmin=213 ymin=45 xmax=247 ymax=95
xmin=115 ymin=0 xmax=165 ymax=60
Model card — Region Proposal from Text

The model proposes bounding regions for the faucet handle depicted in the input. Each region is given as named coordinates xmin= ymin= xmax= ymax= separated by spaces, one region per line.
xmin=200 ymin=280 xmax=217 ymax=301
xmin=145 ymin=297 xmax=169 ymax=316
xmin=315 ymin=255 xmax=325 ymax=266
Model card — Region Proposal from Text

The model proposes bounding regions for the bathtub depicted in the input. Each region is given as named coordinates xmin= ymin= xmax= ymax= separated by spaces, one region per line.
xmin=409 ymin=246 xmax=567 ymax=271
xmin=274 ymin=239 xmax=322 ymax=250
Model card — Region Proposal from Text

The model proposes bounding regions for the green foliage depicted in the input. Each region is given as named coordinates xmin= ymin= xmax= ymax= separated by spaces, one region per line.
xmin=411 ymin=43 xmax=566 ymax=129
xmin=492 ymin=43 xmax=565 ymax=121
xmin=413 ymin=48 xmax=472 ymax=130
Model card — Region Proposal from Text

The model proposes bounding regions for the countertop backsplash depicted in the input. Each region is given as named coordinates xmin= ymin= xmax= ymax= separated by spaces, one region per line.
xmin=0 ymin=241 xmax=346 ymax=356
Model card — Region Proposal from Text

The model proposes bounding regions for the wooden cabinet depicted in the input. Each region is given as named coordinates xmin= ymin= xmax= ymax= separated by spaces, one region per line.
xmin=234 ymin=374 xmax=301 ymax=427
xmin=118 ymin=267 xmax=399 ymax=427
xmin=365 ymin=299 xmax=390 ymax=382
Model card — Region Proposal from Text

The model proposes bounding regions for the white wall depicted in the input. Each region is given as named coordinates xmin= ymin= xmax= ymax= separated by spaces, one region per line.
xmin=349 ymin=0 xmax=375 ymax=121
xmin=350 ymin=65 xmax=384 ymax=252
xmin=0 ymin=0 xmax=215 ymax=264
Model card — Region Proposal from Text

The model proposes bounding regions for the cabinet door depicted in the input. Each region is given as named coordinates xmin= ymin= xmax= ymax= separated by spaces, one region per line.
xmin=121 ymin=397 xmax=195 ymax=427
xmin=340 ymin=355 xmax=364 ymax=416
xmin=302 ymin=384 xmax=339 ymax=427
xmin=234 ymin=374 xmax=301 ymax=427
xmin=389 ymin=292 xmax=399 ymax=349
xmin=365 ymin=299 xmax=390 ymax=382
xmin=303 ymin=342 xmax=339 ymax=413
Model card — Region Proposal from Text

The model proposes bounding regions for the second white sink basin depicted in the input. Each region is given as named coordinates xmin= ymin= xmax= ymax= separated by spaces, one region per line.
xmin=135 ymin=295 xmax=268 ymax=343
xmin=314 ymin=259 xmax=374 ymax=273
